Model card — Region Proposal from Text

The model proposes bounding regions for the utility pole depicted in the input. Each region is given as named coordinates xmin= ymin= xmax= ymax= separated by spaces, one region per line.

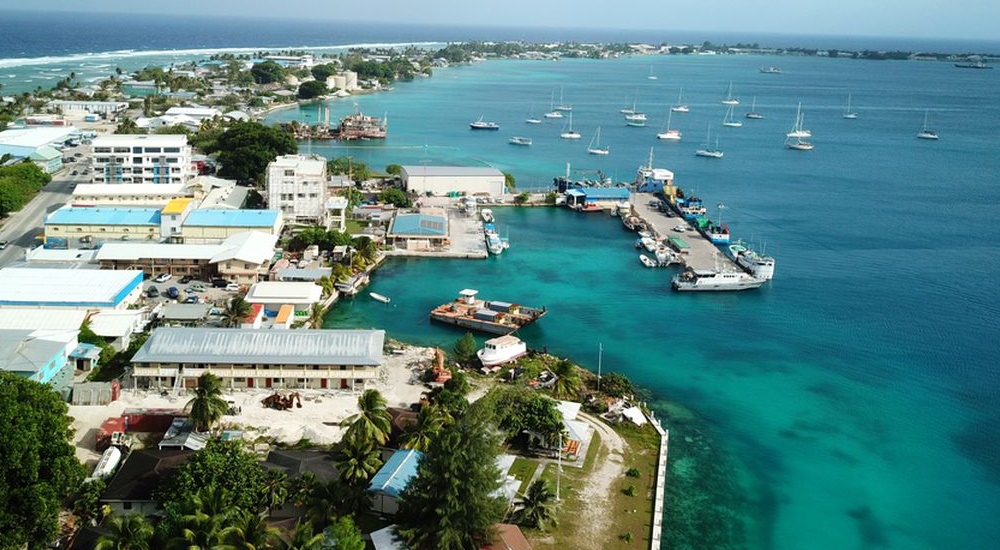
xmin=597 ymin=342 xmax=603 ymax=392
xmin=555 ymin=431 xmax=562 ymax=502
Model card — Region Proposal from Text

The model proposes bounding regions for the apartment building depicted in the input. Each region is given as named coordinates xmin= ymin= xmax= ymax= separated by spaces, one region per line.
xmin=91 ymin=134 xmax=192 ymax=185
xmin=266 ymin=155 xmax=329 ymax=226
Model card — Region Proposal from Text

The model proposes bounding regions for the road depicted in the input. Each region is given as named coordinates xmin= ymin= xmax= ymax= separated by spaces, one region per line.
xmin=0 ymin=146 xmax=90 ymax=267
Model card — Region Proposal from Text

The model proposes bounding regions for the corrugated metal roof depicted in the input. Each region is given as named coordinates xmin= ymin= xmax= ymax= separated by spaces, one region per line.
xmin=389 ymin=213 xmax=447 ymax=236
xmin=184 ymin=209 xmax=279 ymax=228
xmin=0 ymin=309 xmax=87 ymax=330
xmin=46 ymin=206 xmax=162 ymax=226
xmin=400 ymin=165 xmax=504 ymax=178
xmin=131 ymin=327 xmax=385 ymax=366
xmin=579 ymin=187 xmax=631 ymax=199
xmin=72 ymin=183 xmax=187 ymax=197
xmin=97 ymin=243 xmax=219 ymax=261
xmin=368 ymin=449 xmax=423 ymax=497
xmin=0 ymin=268 xmax=142 ymax=307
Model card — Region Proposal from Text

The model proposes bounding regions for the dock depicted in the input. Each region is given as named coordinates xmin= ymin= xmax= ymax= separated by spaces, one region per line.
xmin=630 ymin=193 xmax=739 ymax=272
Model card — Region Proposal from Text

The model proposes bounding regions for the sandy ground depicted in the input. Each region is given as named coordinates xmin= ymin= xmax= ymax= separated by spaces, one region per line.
xmin=69 ymin=346 xmax=437 ymax=468
xmin=574 ymin=412 xmax=628 ymax=542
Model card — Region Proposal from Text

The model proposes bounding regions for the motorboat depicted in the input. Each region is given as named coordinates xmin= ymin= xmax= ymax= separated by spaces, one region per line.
xmin=509 ymin=136 xmax=532 ymax=146
xmin=369 ymin=292 xmax=391 ymax=304
xmin=476 ymin=334 xmax=528 ymax=367
xmin=639 ymin=254 xmax=657 ymax=268
xmin=470 ymin=116 xmax=500 ymax=130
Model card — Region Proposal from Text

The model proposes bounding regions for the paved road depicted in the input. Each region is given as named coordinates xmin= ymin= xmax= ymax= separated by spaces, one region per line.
xmin=0 ymin=147 xmax=90 ymax=267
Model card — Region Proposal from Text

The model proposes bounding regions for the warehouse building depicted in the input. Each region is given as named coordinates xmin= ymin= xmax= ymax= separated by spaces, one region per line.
xmin=0 ymin=268 xmax=144 ymax=310
xmin=400 ymin=165 xmax=506 ymax=197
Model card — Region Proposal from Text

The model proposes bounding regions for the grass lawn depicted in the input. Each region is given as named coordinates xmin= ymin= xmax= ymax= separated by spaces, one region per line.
xmin=508 ymin=456 xmax=541 ymax=496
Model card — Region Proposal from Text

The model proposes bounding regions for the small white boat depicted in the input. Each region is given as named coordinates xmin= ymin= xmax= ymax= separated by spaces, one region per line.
xmin=477 ymin=334 xmax=527 ymax=367
xmin=469 ymin=116 xmax=499 ymax=130
xmin=722 ymin=104 xmax=743 ymax=127
xmin=525 ymin=105 xmax=542 ymax=124
xmin=656 ymin=110 xmax=682 ymax=141
xmin=745 ymin=96 xmax=764 ymax=119
xmin=916 ymin=110 xmax=939 ymax=140
xmin=480 ymin=208 xmax=495 ymax=223
xmin=671 ymin=88 xmax=690 ymax=113
xmin=587 ymin=126 xmax=610 ymax=155
xmin=786 ymin=138 xmax=814 ymax=151
xmin=639 ymin=254 xmax=657 ymax=268
xmin=842 ymin=93 xmax=858 ymax=120
xmin=695 ymin=125 xmax=724 ymax=158
xmin=786 ymin=102 xmax=812 ymax=138
xmin=559 ymin=113 xmax=581 ymax=139
xmin=369 ymin=292 xmax=391 ymax=304
xmin=509 ymin=136 xmax=532 ymax=146
xmin=721 ymin=81 xmax=739 ymax=105
xmin=637 ymin=236 xmax=657 ymax=252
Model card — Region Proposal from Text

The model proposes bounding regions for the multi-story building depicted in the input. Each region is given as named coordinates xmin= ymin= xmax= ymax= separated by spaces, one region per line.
xmin=266 ymin=155 xmax=329 ymax=226
xmin=91 ymin=134 xmax=192 ymax=185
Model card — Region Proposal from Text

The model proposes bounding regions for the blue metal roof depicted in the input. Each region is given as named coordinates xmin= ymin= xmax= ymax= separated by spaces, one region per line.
xmin=46 ymin=207 xmax=162 ymax=226
xmin=577 ymin=187 xmax=631 ymax=200
xmin=184 ymin=209 xmax=279 ymax=227
xmin=390 ymin=213 xmax=447 ymax=236
xmin=368 ymin=449 xmax=423 ymax=497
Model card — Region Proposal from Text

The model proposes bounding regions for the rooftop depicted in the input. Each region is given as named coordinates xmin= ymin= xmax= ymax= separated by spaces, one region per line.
xmin=0 ymin=126 xmax=78 ymax=149
xmin=0 ymin=308 xmax=87 ymax=331
xmin=92 ymin=134 xmax=188 ymax=146
xmin=46 ymin=206 xmax=162 ymax=226
xmin=131 ymin=327 xmax=385 ymax=366
xmin=268 ymin=154 xmax=327 ymax=176
xmin=566 ymin=187 xmax=631 ymax=199
xmin=0 ymin=268 xmax=143 ymax=308
xmin=368 ymin=449 xmax=423 ymax=497
xmin=101 ymin=449 xmax=195 ymax=502
xmin=162 ymin=198 xmax=195 ymax=215
xmin=72 ymin=183 xmax=188 ymax=198
xmin=245 ymin=281 xmax=323 ymax=303
xmin=184 ymin=209 xmax=280 ymax=228
xmin=389 ymin=213 xmax=448 ymax=236
xmin=400 ymin=165 xmax=505 ymax=178
xmin=0 ymin=329 xmax=77 ymax=375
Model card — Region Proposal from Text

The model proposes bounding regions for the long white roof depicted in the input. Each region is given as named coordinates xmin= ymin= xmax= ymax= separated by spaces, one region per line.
xmin=0 ymin=268 xmax=142 ymax=307
xmin=73 ymin=183 xmax=188 ymax=197
xmin=131 ymin=327 xmax=385 ymax=366
xmin=95 ymin=231 xmax=277 ymax=264
xmin=0 ymin=308 xmax=87 ymax=331
xmin=245 ymin=281 xmax=322 ymax=303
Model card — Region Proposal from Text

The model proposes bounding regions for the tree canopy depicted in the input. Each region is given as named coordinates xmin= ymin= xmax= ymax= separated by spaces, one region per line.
xmin=0 ymin=162 xmax=51 ymax=216
xmin=476 ymin=385 xmax=563 ymax=443
xmin=297 ymin=80 xmax=328 ymax=100
xmin=155 ymin=440 xmax=268 ymax=518
xmin=207 ymin=121 xmax=298 ymax=182
xmin=250 ymin=61 xmax=286 ymax=84
xmin=377 ymin=186 xmax=410 ymax=208
xmin=310 ymin=63 xmax=339 ymax=82
xmin=0 ymin=373 xmax=85 ymax=549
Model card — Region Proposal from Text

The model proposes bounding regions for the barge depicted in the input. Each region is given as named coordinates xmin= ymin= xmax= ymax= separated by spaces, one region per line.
xmin=430 ymin=289 xmax=547 ymax=335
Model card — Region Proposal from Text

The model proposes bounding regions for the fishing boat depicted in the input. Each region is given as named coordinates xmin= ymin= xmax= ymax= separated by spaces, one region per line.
xmin=695 ymin=125 xmax=724 ymax=158
xmin=656 ymin=110 xmax=682 ymax=141
xmin=484 ymin=223 xmax=506 ymax=255
xmin=509 ymin=136 xmax=532 ymax=146
xmin=842 ymin=93 xmax=858 ymax=119
xmin=917 ymin=110 xmax=939 ymax=140
xmin=786 ymin=103 xmax=812 ymax=138
xmin=559 ymin=113 xmax=581 ymax=139
xmin=671 ymin=88 xmax=690 ymax=113
xmin=745 ymin=96 xmax=764 ymax=119
xmin=429 ymin=289 xmax=547 ymax=335
xmin=543 ymin=90 xmax=563 ymax=119
xmin=369 ymin=292 xmax=391 ymax=304
xmin=671 ymin=267 xmax=766 ymax=292
xmin=587 ymin=126 xmax=610 ymax=155
xmin=476 ymin=334 xmax=528 ymax=367
xmin=655 ymin=245 xmax=680 ymax=266
xmin=722 ymin=104 xmax=743 ymax=127
xmin=721 ymin=81 xmax=740 ymax=105
xmin=636 ymin=236 xmax=657 ymax=252
xmin=626 ymin=118 xmax=646 ymax=128
xmin=470 ymin=116 xmax=500 ymax=130
xmin=639 ymin=254 xmax=657 ymax=268
xmin=728 ymin=240 xmax=776 ymax=280
xmin=696 ymin=219 xmax=731 ymax=244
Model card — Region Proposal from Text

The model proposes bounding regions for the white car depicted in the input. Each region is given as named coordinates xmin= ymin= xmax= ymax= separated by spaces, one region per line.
xmin=225 ymin=283 xmax=241 ymax=291
xmin=154 ymin=273 xmax=172 ymax=283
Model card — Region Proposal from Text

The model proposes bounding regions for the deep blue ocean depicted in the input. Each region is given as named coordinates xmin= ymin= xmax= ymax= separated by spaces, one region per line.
xmin=4 ymin=11 xmax=1000 ymax=549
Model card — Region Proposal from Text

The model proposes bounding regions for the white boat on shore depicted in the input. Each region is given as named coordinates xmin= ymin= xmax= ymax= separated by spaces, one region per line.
xmin=639 ymin=254 xmax=657 ymax=268
xmin=477 ymin=334 xmax=528 ymax=367
xmin=369 ymin=292 xmax=391 ymax=304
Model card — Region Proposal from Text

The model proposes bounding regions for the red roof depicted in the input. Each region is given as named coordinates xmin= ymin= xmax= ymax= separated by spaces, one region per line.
xmin=244 ymin=303 xmax=263 ymax=322
xmin=481 ymin=524 xmax=532 ymax=550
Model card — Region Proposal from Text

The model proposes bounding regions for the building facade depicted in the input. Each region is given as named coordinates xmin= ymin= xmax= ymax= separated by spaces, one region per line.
xmin=400 ymin=165 xmax=506 ymax=197
xmin=266 ymin=155 xmax=329 ymax=226
xmin=91 ymin=134 xmax=192 ymax=185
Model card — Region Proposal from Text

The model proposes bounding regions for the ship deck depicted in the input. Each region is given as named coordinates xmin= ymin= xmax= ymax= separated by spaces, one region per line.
xmin=630 ymin=193 xmax=740 ymax=272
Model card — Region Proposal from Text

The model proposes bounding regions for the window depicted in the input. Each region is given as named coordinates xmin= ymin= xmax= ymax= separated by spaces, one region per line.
xmin=284 ymin=170 xmax=295 ymax=176
xmin=133 ymin=157 xmax=142 ymax=164
xmin=164 ymin=147 xmax=180 ymax=153
xmin=166 ymin=158 xmax=177 ymax=163
xmin=94 ymin=147 xmax=111 ymax=153
xmin=145 ymin=147 xmax=161 ymax=153
xmin=123 ymin=502 xmax=133 ymax=510
xmin=132 ymin=147 xmax=143 ymax=153
xmin=113 ymin=147 xmax=129 ymax=153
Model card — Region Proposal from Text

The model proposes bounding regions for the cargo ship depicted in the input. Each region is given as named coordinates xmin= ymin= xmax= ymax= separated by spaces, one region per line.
xmin=335 ymin=110 xmax=387 ymax=140
xmin=430 ymin=289 xmax=547 ymax=335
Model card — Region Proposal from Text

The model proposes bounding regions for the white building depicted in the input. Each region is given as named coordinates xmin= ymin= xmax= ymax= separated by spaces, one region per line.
xmin=266 ymin=155 xmax=329 ymax=226
xmin=400 ymin=166 xmax=506 ymax=197
xmin=0 ymin=268 xmax=144 ymax=310
xmin=71 ymin=183 xmax=190 ymax=207
xmin=46 ymin=100 xmax=129 ymax=116
xmin=244 ymin=281 xmax=323 ymax=314
xmin=91 ymin=134 xmax=192 ymax=185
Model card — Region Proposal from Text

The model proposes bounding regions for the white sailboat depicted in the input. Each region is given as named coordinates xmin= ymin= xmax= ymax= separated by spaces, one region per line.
xmin=842 ymin=93 xmax=858 ymax=119
xmin=525 ymin=104 xmax=541 ymax=124
xmin=587 ymin=126 xmax=609 ymax=155
xmin=722 ymin=104 xmax=743 ymax=127
xmin=671 ymin=88 xmax=690 ymax=113
xmin=647 ymin=65 xmax=657 ymax=80
xmin=543 ymin=90 xmax=563 ymax=119
xmin=695 ymin=125 xmax=724 ymax=158
xmin=555 ymin=86 xmax=572 ymax=111
xmin=786 ymin=103 xmax=812 ymax=138
xmin=722 ymin=81 xmax=739 ymax=105
xmin=656 ymin=110 xmax=682 ymax=141
xmin=560 ymin=112 xmax=581 ymax=139
xmin=745 ymin=96 xmax=763 ymax=119
xmin=916 ymin=110 xmax=939 ymax=140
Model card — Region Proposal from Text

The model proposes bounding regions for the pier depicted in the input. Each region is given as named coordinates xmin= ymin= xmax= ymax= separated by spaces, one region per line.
xmin=631 ymin=192 xmax=740 ymax=272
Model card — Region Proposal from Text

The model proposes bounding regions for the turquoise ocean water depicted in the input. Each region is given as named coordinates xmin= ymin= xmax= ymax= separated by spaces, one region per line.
xmin=267 ymin=55 xmax=1000 ymax=549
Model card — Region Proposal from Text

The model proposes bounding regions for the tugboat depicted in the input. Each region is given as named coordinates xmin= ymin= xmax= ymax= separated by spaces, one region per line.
xmin=430 ymin=289 xmax=547 ymax=335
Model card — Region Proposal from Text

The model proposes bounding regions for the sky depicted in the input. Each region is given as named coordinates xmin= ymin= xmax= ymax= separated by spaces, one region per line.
xmin=9 ymin=1 xmax=998 ymax=42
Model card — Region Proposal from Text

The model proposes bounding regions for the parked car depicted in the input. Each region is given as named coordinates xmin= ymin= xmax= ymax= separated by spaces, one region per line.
xmin=154 ymin=273 xmax=172 ymax=283
xmin=189 ymin=283 xmax=207 ymax=292
xmin=146 ymin=286 xmax=159 ymax=297
xmin=225 ymin=283 xmax=241 ymax=292
xmin=184 ymin=295 xmax=200 ymax=304
xmin=211 ymin=278 xmax=229 ymax=288
xmin=0 ymin=240 xmax=8 ymax=250
xmin=178 ymin=275 xmax=193 ymax=284
xmin=166 ymin=287 xmax=180 ymax=299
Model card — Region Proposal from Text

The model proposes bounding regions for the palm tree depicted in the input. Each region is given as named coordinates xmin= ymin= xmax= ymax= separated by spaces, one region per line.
xmin=185 ymin=372 xmax=229 ymax=432
xmin=514 ymin=480 xmax=559 ymax=531
xmin=341 ymin=389 xmax=392 ymax=446
xmin=333 ymin=433 xmax=383 ymax=486
xmin=281 ymin=520 xmax=324 ymax=550
xmin=303 ymin=480 xmax=341 ymax=528
xmin=551 ymin=359 xmax=583 ymax=400
xmin=352 ymin=236 xmax=379 ymax=265
xmin=305 ymin=303 xmax=326 ymax=329
xmin=95 ymin=514 xmax=153 ymax=550
xmin=222 ymin=295 xmax=253 ymax=328
xmin=219 ymin=509 xmax=282 ymax=550
xmin=259 ymin=469 xmax=289 ymax=512
xmin=316 ymin=276 xmax=335 ymax=298
xmin=400 ymin=404 xmax=444 ymax=452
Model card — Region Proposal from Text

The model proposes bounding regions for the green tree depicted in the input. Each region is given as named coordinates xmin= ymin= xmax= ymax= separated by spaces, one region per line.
xmin=327 ymin=156 xmax=371 ymax=185
xmin=502 ymin=170 xmax=516 ymax=191
xmin=306 ymin=303 xmax=326 ymax=329
xmin=322 ymin=517 xmax=364 ymax=550
xmin=342 ymin=389 xmax=392 ymax=446
xmin=73 ymin=478 xmax=107 ymax=527
xmin=250 ymin=61 xmax=286 ymax=84
xmin=185 ymin=372 xmax=229 ymax=432
xmin=333 ymin=433 xmax=384 ymax=487
xmin=599 ymin=371 xmax=633 ymax=398
xmin=95 ymin=514 xmax=154 ymax=550
xmin=156 ymin=440 xmax=268 ymax=518
xmin=223 ymin=295 xmax=253 ymax=328
xmin=352 ymin=236 xmax=379 ymax=266
xmin=115 ymin=118 xmax=142 ymax=134
xmin=513 ymin=480 xmax=559 ymax=531
xmin=452 ymin=332 xmax=477 ymax=365
xmin=385 ymin=164 xmax=403 ymax=176
xmin=396 ymin=408 xmax=505 ymax=549
xmin=219 ymin=508 xmax=282 ymax=550
xmin=259 ymin=469 xmax=290 ymax=512
xmin=513 ymin=192 xmax=530 ymax=205
xmin=283 ymin=520 xmax=324 ymax=550
xmin=0 ymin=373 xmax=85 ymax=549
xmin=209 ymin=121 xmax=297 ymax=183
xmin=377 ymin=187 xmax=410 ymax=208
xmin=310 ymin=63 xmax=339 ymax=82
xmin=303 ymin=480 xmax=342 ymax=528
xmin=297 ymin=80 xmax=328 ymax=100
xmin=551 ymin=359 xmax=583 ymax=400
xmin=476 ymin=386 xmax=562 ymax=444
xmin=400 ymin=404 xmax=445 ymax=452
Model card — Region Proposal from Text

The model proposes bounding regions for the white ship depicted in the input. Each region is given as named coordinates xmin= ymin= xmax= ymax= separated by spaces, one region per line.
xmin=671 ymin=267 xmax=766 ymax=292
xmin=477 ymin=334 xmax=528 ymax=367
xmin=728 ymin=240 xmax=776 ymax=280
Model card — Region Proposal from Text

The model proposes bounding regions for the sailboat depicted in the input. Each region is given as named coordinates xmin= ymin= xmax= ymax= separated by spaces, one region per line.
xmin=695 ymin=125 xmax=724 ymax=158
xmin=722 ymin=81 xmax=739 ymax=105
xmin=671 ymin=88 xmax=690 ymax=113
xmin=543 ymin=90 xmax=563 ymax=119
xmin=786 ymin=103 xmax=811 ymax=138
xmin=525 ymin=104 xmax=541 ymax=124
xmin=656 ymin=110 xmax=682 ymax=141
xmin=916 ymin=110 xmax=939 ymax=140
xmin=560 ymin=112 xmax=581 ymax=139
xmin=555 ymin=86 xmax=572 ymax=111
xmin=587 ymin=126 xmax=610 ymax=155
xmin=623 ymin=94 xmax=646 ymax=125
xmin=842 ymin=93 xmax=858 ymax=119
xmin=722 ymin=104 xmax=743 ymax=127
xmin=745 ymin=96 xmax=763 ymax=119
xmin=647 ymin=65 xmax=658 ymax=80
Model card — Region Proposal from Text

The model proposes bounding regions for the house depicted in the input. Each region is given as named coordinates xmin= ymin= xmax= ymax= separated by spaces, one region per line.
xmin=180 ymin=209 xmax=283 ymax=243
xmin=368 ymin=449 xmax=423 ymax=516
xmin=385 ymin=210 xmax=449 ymax=251
xmin=100 ymin=449 xmax=195 ymax=516
xmin=244 ymin=281 xmax=322 ymax=315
